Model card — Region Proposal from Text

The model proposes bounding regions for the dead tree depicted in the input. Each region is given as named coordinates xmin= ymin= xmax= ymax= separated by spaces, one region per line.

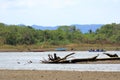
xmin=47 ymin=53 xmax=75 ymax=62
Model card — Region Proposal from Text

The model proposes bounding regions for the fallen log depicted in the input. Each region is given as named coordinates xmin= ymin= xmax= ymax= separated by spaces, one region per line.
xmin=103 ymin=53 xmax=119 ymax=57
xmin=70 ymin=57 xmax=120 ymax=63
xmin=41 ymin=53 xmax=120 ymax=64
xmin=96 ymin=57 xmax=120 ymax=61
xmin=41 ymin=54 xmax=99 ymax=63
xmin=70 ymin=54 xmax=99 ymax=63
xmin=42 ymin=57 xmax=120 ymax=63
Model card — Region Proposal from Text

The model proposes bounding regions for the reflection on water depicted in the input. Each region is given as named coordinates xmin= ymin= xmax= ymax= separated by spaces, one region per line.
xmin=0 ymin=51 xmax=120 ymax=71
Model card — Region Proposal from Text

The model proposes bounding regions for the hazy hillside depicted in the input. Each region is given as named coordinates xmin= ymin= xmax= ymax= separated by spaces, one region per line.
xmin=32 ymin=25 xmax=58 ymax=30
xmin=72 ymin=24 xmax=103 ymax=33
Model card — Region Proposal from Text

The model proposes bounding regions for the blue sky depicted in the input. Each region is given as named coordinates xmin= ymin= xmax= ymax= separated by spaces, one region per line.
xmin=0 ymin=0 xmax=120 ymax=26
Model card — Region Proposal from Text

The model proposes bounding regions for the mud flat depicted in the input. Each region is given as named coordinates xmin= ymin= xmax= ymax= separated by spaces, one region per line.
xmin=0 ymin=70 xmax=120 ymax=80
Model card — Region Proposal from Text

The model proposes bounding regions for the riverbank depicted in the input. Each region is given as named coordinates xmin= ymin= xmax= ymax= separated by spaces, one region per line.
xmin=0 ymin=70 xmax=120 ymax=80
xmin=0 ymin=44 xmax=120 ymax=52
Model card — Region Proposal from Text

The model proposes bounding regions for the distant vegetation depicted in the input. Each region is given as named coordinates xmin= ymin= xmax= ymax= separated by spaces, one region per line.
xmin=0 ymin=23 xmax=120 ymax=47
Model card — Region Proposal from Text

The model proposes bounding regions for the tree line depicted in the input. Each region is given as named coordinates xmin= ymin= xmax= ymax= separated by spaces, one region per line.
xmin=0 ymin=23 xmax=120 ymax=46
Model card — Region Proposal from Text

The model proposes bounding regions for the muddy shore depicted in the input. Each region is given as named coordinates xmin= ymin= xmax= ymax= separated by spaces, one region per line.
xmin=0 ymin=70 xmax=120 ymax=80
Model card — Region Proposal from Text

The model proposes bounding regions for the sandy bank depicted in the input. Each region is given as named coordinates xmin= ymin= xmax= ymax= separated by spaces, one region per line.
xmin=0 ymin=70 xmax=120 ymax=80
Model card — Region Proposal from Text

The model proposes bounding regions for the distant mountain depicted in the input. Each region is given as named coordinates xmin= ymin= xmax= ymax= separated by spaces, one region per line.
xmin=18 ymin=24 xmax=26 ymax=26
xmin=31 ymin=24 xmax=103 ymax=33
xmin=32 ymin=25 xmax=58 ymax=30
xmin=72 ymin=24 xmax=103 ymax=33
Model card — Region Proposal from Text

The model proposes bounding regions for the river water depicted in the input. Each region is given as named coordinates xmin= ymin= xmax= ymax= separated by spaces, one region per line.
xmin=0 ymin=51 xmax=120 ymax=71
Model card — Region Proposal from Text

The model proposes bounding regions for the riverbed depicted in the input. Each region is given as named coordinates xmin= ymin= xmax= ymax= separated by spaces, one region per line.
xmin=0 ymin=51 xmax=120 ymax=71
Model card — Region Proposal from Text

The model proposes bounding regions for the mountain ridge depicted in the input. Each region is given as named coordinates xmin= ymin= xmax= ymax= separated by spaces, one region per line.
xmin=31 ymin=24 xmax=103 ymax=33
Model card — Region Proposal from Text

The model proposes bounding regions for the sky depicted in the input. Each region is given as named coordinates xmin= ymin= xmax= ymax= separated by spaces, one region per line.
xmin=0 ymin=0 xmax=120 ymax=26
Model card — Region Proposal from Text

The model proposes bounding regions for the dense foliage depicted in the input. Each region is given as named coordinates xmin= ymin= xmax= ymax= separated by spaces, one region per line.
xmin=0 ymin=23 xmax=120 ymax=46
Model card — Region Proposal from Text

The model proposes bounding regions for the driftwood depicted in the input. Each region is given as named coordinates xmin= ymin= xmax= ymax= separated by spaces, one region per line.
xmin=61 ymin=52 xmax=75 ymax=60
xmin=41 ymin=53 xmax=120 ymax=64
xmin=103 ymin=53 xmax=119 ymax=57
xmin=41 ymin=53 xmax=75 ymax=63
xmin=70 ymin=54 xmax=99 ymax=63
xmin=96 ymin=57 xmax=120 ymax=61
xmin=41 ymin=53 xmax=99 ymax=63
